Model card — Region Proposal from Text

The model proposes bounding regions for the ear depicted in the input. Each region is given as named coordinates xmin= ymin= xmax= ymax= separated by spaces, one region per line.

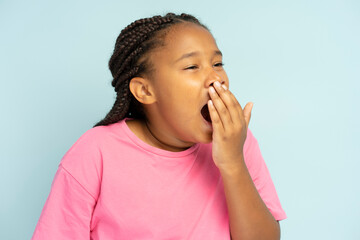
xmin=129 ymin=77 xmax=156 ymax=104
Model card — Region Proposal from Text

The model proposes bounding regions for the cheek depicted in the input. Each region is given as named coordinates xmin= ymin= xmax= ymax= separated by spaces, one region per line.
xmin=155 ymin=75 xmax=202 ymax=114
xmin=162 ymin=90 xmax=199 ymax=117
xmin=167 ymin=79 xmax=199 ymax=99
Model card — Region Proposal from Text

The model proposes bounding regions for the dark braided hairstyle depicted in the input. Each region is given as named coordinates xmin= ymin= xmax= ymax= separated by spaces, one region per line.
xmin=93 ymin=13 xmax=209 ymax=127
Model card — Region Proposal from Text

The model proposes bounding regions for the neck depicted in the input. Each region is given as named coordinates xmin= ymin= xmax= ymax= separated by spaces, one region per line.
xmin=143 ymin=119 xmax=193 ymax=152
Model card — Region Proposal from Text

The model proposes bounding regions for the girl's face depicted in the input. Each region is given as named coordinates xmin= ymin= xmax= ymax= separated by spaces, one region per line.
xmin=145 ymin=23 xmax=229 ymax=147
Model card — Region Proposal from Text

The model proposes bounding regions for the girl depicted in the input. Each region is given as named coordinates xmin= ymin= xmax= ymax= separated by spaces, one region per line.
xmin=32 ymin=13 xmax=286 ymax=240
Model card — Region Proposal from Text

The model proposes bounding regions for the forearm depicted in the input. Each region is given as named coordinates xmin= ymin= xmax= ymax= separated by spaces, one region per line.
xmin=218 ymin=156 xmax=280 ymax=240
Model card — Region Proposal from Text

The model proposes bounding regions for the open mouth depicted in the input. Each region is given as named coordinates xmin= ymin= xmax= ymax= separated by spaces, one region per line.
xmin=201 ymin=103 xmax=212 ymax=123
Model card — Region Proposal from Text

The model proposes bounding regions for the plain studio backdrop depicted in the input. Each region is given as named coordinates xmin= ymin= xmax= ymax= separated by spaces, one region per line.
xmin=0 ymin=0 xmax=359 ymax=239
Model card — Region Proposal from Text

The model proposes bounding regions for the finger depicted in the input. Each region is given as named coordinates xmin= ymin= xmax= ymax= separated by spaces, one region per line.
xmin=226 ymin=89 xmax=243 ymax=119
xmin=227 ymin=90 xmax=253 ymax=130
xmin=213 ymin=81 xmax=240 ymax=124
xmin=208 ymin=99 xmax=224 ymax=134
xmin=243 ymin=102 xmax=253 ymax=128
xmin=209 ymin=85 xmax=231 ymax=130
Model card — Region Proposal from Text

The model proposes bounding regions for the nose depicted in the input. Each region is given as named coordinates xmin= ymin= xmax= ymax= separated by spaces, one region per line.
xmin=206 ymin=68 xmax=225 ymax=87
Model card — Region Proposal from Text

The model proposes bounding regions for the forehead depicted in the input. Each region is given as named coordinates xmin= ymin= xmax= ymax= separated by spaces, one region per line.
xmin=155 ymin=23 xmax=220 ymax=60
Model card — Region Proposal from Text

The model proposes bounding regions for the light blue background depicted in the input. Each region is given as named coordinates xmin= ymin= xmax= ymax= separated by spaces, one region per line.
xmin=1 ymin=0 xmax=359 ymax=239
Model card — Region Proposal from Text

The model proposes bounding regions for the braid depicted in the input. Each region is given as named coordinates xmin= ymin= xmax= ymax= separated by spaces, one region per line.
xmin=93 ymin=13 xmax=208 ymax=127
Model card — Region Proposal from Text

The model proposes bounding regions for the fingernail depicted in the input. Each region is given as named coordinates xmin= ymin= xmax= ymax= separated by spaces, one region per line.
xmin=222 ymin=84 xmax=227 ymax=90
xmin=214 ymin=81 xmax=221 ymax=88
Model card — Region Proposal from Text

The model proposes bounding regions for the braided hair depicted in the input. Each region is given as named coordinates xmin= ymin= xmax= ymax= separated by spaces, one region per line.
xmin=93 ymin=13 xmax=209 ymax=127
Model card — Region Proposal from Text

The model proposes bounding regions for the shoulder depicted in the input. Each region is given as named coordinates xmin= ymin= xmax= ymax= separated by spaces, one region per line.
xmin=59 ymin=124 xmax=119 ymax=175
xmin=58 ymin=125 xmax=117 ymax=199
xmin=59 ymin=126 xmax=104 ymax=165
xmin=63 ymin=122 xmax=122 ymax=157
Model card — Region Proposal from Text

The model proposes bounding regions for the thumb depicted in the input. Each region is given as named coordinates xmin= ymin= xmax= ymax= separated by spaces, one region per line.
xmin=243 ymin=102 xmax=253 ymax=128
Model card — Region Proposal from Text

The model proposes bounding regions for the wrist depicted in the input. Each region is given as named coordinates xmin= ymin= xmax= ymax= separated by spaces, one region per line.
xmin=217 ymin=155 xmax=246 ymax=176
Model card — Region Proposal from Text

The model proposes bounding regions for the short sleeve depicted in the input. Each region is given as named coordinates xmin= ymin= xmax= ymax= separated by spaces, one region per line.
xmin=31 ymin=165 xmax=96 ymax=239
xmin=32 ymin=128 xmax=104 ymax=239
xmin=243 ymin=129 xmax=287 ymax=221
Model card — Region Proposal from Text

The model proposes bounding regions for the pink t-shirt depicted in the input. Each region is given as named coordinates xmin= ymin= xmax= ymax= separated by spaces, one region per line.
xmin=32 ymin=118 xmax=286 ymax=239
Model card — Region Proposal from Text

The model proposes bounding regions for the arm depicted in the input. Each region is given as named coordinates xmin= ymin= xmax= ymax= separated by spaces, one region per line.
xmin=219 ymin=157 xmax=280 ymax=240
xmin=207 ymin=81 xmax=282 ymax=240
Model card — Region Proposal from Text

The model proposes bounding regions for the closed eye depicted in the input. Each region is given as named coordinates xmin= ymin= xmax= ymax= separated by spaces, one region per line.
xmin=214 ymin=62 xmax=224 ymax=67
xmin=184 ymin=62 xmax=224 ymax=70
xmin=184 ymin=65 xmax=198 ymax=70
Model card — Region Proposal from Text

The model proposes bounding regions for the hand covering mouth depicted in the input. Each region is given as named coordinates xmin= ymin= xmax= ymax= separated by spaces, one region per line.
xmin=201 ymin=103 xmax=212 ymax=123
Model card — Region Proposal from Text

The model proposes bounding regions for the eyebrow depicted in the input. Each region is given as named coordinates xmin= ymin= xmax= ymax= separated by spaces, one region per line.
xmin=174 ymin=50 xmax=223 ymax=63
